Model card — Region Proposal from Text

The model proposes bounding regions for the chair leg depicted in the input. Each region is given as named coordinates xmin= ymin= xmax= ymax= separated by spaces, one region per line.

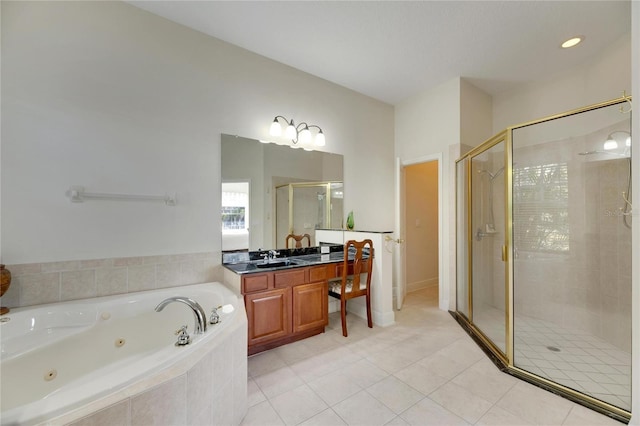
xmin=366 ymin=294 xmax=373 ymax=329
xmin=341 ymin=298 xmax=348 ymax=337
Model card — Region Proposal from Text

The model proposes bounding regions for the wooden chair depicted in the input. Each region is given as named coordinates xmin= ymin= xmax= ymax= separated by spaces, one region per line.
xmin=328 ymin=239 xmax=373 ymax=337
xmin=286 ymin=233 xmax=311 ymax=248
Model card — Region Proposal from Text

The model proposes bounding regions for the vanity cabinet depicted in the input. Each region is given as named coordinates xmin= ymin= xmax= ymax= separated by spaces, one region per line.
xmin=242 ymin=265 xmax=334 ymax=355
xmin=292 ymin=281 xmax=328 ymax=333
xmin=245 ymin=287 xmax=291 ymax=346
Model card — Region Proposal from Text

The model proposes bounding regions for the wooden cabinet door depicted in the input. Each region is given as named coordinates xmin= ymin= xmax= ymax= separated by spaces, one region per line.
xmin=292 ymin=281 xmax=328 ymax=333
xmin=246 ymin=287 xmax=292 ymax=346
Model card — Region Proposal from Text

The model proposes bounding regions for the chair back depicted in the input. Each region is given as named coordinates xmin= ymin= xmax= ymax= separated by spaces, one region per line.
xmin=338 ymin=239 xmax=373 ymax=299
xmin=286 ymin=233 xmax=311 ymax=248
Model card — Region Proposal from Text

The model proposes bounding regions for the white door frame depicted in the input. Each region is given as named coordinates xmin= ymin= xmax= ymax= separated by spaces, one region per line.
xmin=395 ymin=153 xmax=444 ymax=309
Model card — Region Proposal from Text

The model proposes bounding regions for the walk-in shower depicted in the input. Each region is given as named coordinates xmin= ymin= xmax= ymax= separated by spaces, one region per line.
xmin=455 ymin=96 xmax=632 ymax=422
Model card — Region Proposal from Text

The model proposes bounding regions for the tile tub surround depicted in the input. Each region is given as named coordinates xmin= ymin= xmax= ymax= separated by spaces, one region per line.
xmin=0 ymin=252 xmax=223 ymax=309
xmin=48 ymin=295 xmax=248 ymax=426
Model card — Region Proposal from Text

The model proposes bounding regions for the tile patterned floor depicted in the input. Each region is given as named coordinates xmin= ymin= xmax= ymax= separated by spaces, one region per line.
xmin=475 ymin=304 xmax=632 ymax=411
xmin=241 ymin=288 xmax=623 ymax=425
xmin=515 ymin=316 xmax=631 ymax=411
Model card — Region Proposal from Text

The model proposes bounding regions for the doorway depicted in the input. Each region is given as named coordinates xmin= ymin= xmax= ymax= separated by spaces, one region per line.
xmin=395 ymin=155 xmax=442 ymax=311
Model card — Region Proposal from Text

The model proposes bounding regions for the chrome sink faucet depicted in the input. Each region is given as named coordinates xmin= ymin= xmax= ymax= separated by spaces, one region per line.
xmin=268 ymin=250 xmax=279 ymax=259
xmin=155 ymin=296 xmax=208 ymax=334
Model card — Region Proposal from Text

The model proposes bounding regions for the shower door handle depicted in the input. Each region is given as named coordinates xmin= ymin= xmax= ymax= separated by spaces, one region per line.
xmin=501 ymin=245 xmax=507 ymax=262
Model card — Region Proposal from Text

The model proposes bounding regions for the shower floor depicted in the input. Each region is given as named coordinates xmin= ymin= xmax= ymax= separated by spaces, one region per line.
xmin=473 ymin=306 xmax=631 ymax=412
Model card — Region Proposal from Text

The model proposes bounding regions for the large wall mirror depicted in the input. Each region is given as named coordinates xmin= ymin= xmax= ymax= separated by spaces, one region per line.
xmin=221 ymin=134 xmax=344 ymax=252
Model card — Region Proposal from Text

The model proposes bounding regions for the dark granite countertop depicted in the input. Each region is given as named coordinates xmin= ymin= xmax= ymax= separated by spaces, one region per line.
xmin=223 ymin=251 xmax=346 ymax=274
xmin=223 ymin=247 xmax=371 ymax=275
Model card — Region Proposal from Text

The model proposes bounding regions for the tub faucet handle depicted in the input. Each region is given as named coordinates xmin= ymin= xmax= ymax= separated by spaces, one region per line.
xmin=210 ymin=305 xmax=222 ymax=325
xmin=174 ymin=325 xmax=191 ymax=346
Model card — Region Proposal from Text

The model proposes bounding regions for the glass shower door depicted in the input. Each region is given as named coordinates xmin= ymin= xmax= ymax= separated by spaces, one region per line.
xmin=511 ymin=102 xmax=632 ymax=412
xmin=470 ymin=139 xmax=507 ymax=355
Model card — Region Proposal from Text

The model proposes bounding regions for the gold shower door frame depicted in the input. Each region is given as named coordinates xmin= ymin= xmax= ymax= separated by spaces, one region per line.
xmin=456 ymin=130 xmax=511 ymax=365
xmin=454 ymin=95 xmax=632 ymax=422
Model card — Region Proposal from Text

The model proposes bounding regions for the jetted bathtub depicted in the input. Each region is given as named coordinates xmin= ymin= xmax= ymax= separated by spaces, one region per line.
xmin=0 ymin=282 xmax=248 ymax=425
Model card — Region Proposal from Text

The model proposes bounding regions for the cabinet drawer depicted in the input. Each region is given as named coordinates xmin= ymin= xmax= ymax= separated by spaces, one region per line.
xmin=274 ymin=269 xmax=306 ymax=288
xmin=242 ymin=273 xmax=271 ymax=293
xmin=309 ymin=264 xmax=336 ymax=281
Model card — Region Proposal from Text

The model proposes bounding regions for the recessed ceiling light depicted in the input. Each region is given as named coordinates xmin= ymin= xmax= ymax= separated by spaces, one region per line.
xmin=561 ymin=36 xmax=584 ymax=49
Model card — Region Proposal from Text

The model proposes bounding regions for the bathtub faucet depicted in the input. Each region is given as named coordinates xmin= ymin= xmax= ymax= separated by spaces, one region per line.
xmin=155 ymin=297 xmax=208 ymax=334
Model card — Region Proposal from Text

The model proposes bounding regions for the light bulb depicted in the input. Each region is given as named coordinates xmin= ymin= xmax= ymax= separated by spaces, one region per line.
xmin=603 ymin=139 xmax=618 ymax=150
xmin=315 ymin=130 xmax=326 ymax=147
xmin=285 ymin=120 xmax=296 ymax=140
xmin=269 ymin=118 xmax=282 ymax=137
xmin=299 ymin=126 xmax=311 ymax=144
xmin=561 ymin=36 xmax=583 ymax=49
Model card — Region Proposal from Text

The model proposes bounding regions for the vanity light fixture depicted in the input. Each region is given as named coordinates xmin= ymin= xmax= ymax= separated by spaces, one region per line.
xmin=561 ymin=36 xmax=584 ymax=49
xmin=269 ymin=115 xmax=325 ymax=147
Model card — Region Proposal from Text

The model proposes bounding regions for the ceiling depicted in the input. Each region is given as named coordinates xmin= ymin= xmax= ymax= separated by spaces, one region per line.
xmin=129 ymin=1 xmax=631 ymax=105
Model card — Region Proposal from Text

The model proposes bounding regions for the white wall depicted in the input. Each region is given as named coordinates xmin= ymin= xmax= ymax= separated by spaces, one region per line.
xmin=395 ymin=78 xmax=459 ymax=311
xmin=0 ymin=1 xmax=394 ymax=265
xmin=460 ymin=79 xmax=494 ymax=148
xmin=493 ymin=34 xmax=631 ymax=132
xmin=395 ymin=77 xmax=494 ymax=310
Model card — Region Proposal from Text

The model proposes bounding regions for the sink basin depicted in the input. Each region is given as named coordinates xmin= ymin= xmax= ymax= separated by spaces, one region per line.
xmin=255 ymin=259 xmax=293 ymax=268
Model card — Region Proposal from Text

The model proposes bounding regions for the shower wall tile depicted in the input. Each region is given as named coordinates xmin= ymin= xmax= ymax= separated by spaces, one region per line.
xmin=4 ymin=251 xmax=220 ymax=308
xmin=512 ymin=142 xmax=631 ymax=354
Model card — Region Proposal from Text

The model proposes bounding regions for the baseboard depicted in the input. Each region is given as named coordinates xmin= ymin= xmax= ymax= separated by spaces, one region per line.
xmin=407 ymin=277 xmax=438 ymax=293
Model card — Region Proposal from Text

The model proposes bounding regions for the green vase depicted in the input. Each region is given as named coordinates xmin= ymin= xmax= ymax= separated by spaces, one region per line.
xmin=346 ymin=211 xmax=354 ymax=230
